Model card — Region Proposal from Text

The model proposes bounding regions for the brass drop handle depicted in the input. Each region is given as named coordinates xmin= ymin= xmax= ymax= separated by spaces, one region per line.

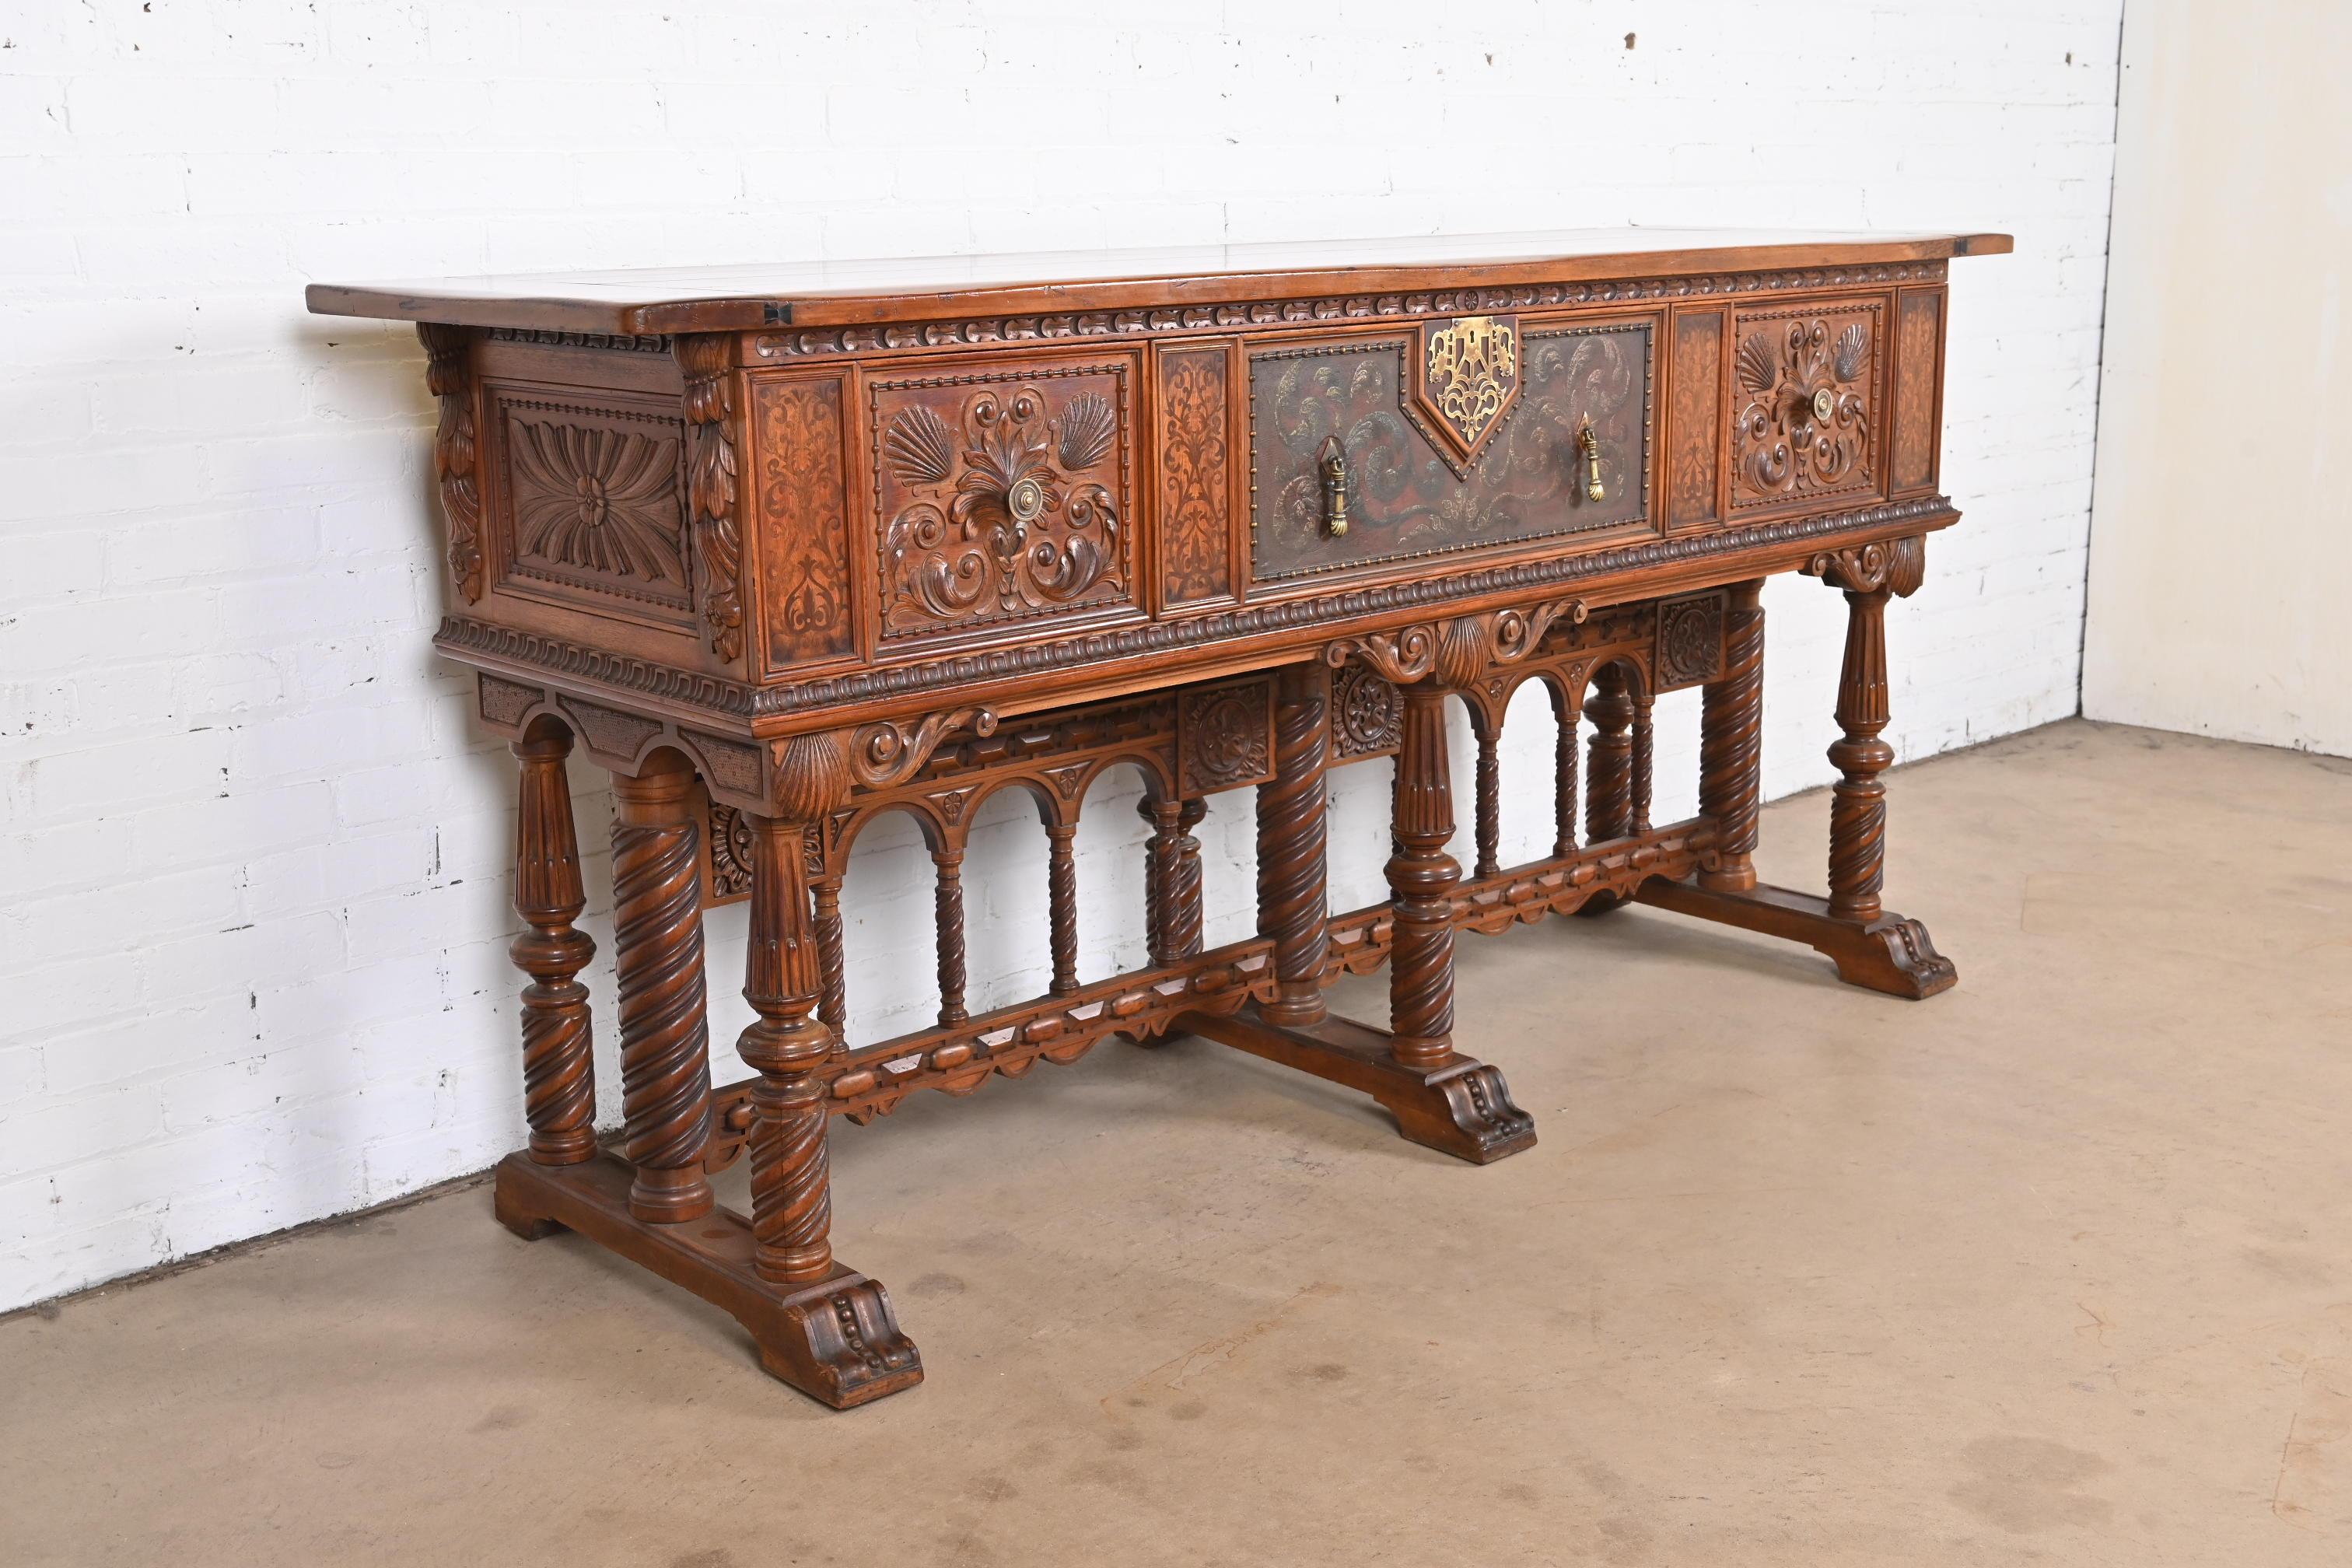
xmin=1318 ymin=435 xmax=1349 ymax=537
xmin=1577 ymin=419 xmax=1605 ymax=502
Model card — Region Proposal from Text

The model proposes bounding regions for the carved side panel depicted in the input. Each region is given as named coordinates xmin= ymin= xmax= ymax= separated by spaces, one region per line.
xmin=751 ymin=375 xmax=856 ymax=671
xmin=488 ymin=390 xmax=694 ymax=627
xmin=1156 ymin=343 xmax=1234 ymax=609
xmin=1667 ymin=307 xmax=1724 ymax=527
xmin=1892 ymin=289 xmax=1946 ymax=495
xmin=1654 ymin=590 xmax=1727 ymax=691
xmin=1329 ymin=663 xmax=1403 ymax=761
xmin=1729 ymin=299 xmax=1885 ymax=513
xmin=1177 ymin=677 xmax=1276 ymax=796
xmin=869 ymin=357 xmax=1138 ymax=645
xmin=1250 ymin=319 xmax=1654 ymax=582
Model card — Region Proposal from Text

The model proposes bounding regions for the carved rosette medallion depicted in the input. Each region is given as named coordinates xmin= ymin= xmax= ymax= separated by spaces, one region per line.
xmin=1177 ymin=678 xmax=1276 ymax=795
xmin=1654 ymin=591 xmax=1727 ymax=690
xmin=873 ymin=366 xmax=1132 ymax=640
xmin=503 ymin=411 xmax=691 ymax=613
xmin=1331 ymin=663 xmax=1404 ymax=760
xmin=1413 ymin=313 xmax=1521 ymax=467
xmin=1731 ymin=305 xmax=1880 ymax=509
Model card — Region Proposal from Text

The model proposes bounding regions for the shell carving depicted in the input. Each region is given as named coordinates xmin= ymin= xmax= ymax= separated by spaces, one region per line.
xmin=1732 ymin=313 xmax=1875 ymax=504
xmin=884 ymin=405 xmax=955 ymax=487
xmin=1735 ymin=331 xmax=1780 ymax=397
xmin=1832 ymin=322 xmax=1870 ymax=383
xmin=1055 ymin=392 xmax=1116 ymax=472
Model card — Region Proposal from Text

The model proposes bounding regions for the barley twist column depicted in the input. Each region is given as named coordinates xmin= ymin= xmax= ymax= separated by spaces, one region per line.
xmin=1167 ymin=800 xmax=1207 ymax=961
xmin=1472 ymin=712 xmax=1503 ymax=879
xmin=1256 ymin=663 xmax=1332 ymax=1025
xmin=610 ymin=751 xmax=714 ymax=1223
xmin=1698 ymin=579 xmax=1766 ymax=892
xmin=511 ymin=726 xmax=596 ymax=1165
xmin=1548 ymin=677 xmax=1580 ymax=859
xmin=1386 ymin=682 xmax=1460 ymax=1070
xmin=1584 ymin=663 xmax=1637 ymax=844
xmin=1045 ymin=821 xmax=1080 ymax=996
xmin=932 ymin=840 xmax=968 ymax=1027
xmin=812 ymin=867 xmax=848 ymax=1038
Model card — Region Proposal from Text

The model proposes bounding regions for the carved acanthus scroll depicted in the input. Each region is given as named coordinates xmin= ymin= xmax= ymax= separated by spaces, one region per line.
xmin=675 ymin=334 xmax=745 ymax=663
xmin=418 ymin=324 xmax=485 ymax=603
xmin=1324 ymin=597 xmax=1588 ymax=689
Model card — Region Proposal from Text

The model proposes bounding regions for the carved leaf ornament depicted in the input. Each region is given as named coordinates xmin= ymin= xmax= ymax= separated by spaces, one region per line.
xmin=883 ymin=387 xmax=1120 ymax=628
xmin=509 ymin=419 xmax=687 ymax=585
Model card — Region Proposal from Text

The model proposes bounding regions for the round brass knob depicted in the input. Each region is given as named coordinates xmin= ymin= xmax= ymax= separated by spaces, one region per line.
xmin=1006 ymin=474 xmax=1047 ymax=524
xmin=1811 ymin=387 xmax=1836 ymax=423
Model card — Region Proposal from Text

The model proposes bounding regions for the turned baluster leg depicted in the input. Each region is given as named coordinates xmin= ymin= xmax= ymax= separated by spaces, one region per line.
xmin=1141 ymin=796 xmax=1206 ymax=965
xmin=610 ymin=752 xmax=715 ymax=1223
xmin=1584 ymin=663 xmax=1636 ymax=844
xmin=738 ymin=810 xmax=835 ymax=1284
xmin=1045 ymin=821 xmax=1080 ymax=996
xmin=1630 ymin=686 xmax=1655 ymax=836
xmin=932 ymin=839 xmax=968 ymax=1027
xmin=1258 ymin=663 xmax=1332 ymax=1026
xmin=1699 ymin=579 xmax=1766 ymax=893
xmin=1472 ymin=712 xmax=1503 ymax=879
xmin=1829 ymin=583 xmax=1897 ymax=922
xmin=511 ymin=726 xmax=597 ymax=1165
xmin=812 ymin=866 xmax=848 ymax=1040
xmin=1548 ymin=679 xmax=1580 ymax=859
xmin=1387 ymin=685 xmax=1460 ymax=1070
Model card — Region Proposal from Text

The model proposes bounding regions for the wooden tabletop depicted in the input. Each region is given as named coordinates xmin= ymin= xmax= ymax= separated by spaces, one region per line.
xmin=305 ymin=227 xmax=2012 ymax=336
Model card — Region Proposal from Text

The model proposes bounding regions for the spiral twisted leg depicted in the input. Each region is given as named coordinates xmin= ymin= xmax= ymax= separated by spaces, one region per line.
xmin=1256 ymin=663 xmax=1331 ymax=1026
xmin=1472 ymin=711 xmax=1503 ymax=879
xmin=933 ymin=843 xmax=968 ymax=1027
xmin=737 ymin=810 xmax=837 ymax=1284
xmin=1548 ymin=677 xmax=1580 ymax=859
xmin=1045 ymin=822 xmax=1080 ymax=996
xmin=611 ymin=755 xmax=714 ymax=1223
xmin=1584 ymin=663 xmax=1636 ymax=845
xmin=511 ymin=727 xmax=596 ymax=1166
xmin=813 ymin=870 xmax=848 ymax=1038
xmin=1699 ymin=579 xmax=1766 ymax=892
xmin=1829 ymin=584 xmax=1895 ymax=922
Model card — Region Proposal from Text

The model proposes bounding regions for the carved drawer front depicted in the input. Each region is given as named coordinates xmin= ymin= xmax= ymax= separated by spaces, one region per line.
xmin=1248 ymin=313 xmax=1654 ymax=583
xmin=484 ymin=386 xmax=696 ymax=632
xmin=1727 ymin=298 xmax=1886 ymax=514
xmin=868 ymin=355 xmax=1141 ymax=649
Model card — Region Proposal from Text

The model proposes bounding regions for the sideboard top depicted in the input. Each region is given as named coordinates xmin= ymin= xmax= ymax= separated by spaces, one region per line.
xmin=305 ymin=227 xmax=2011 ymax=336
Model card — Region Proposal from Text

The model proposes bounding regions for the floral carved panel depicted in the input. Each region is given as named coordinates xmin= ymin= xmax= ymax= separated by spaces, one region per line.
xmin=1729 ymin=300 xmax=1884 ymax=512
xmin=492 ymin=393 xmax=694 ymax=625
xmin=1156 ymin=344 xmax=1233 ymax=608
xmin=751 ymin=374 xmax=856 ymax=670
xmin=1250 ymin=319 xmax=1654 ymax=583
xmin=870 ymin=360 xmax=1137 ymax=643
xmin=1891 ymin=289 xmax=1944 ymax=495
xmin=1667 ymin=308 xmax=1724 ymax=527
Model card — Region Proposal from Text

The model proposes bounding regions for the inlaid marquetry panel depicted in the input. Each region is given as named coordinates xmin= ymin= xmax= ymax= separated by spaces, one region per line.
xmin=488 ymin=389 xmax=694 ymax=628
xmin=750 ymin=373 xmax=856 ymax=672
xmin=1728 ymin=299 xmax=1885 ymax=513
xmin=1249 ymin=318 xmax=1654 ymax=583
xmin=1891 ymin=288 xmax=1945 ymax=495
xmin=1154 ymin=342 xmax=1235 ymax=609
xmin=1667 ymin=307 xmax=1724 ymax=527
xmin=868 ymin=357 xmax=1139 ymax=645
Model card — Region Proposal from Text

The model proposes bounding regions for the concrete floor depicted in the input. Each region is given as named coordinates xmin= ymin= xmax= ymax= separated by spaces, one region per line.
xmin=5 ymin=719 xmax=2350 ymax=1566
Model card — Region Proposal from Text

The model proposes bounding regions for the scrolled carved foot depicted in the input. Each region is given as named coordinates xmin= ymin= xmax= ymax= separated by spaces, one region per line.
xmin=1828 ymin=914 xmax=1959 ymax=999
xmin=1384 ymin=1060 xmax=1538 ymax=1165
xmin=754 ymin=1272 xmax=924 ymax=1409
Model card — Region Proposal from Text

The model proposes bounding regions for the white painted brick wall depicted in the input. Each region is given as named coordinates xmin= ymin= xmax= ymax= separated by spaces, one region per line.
xmin=0 ymin=0 xmax=2121 ymax=1311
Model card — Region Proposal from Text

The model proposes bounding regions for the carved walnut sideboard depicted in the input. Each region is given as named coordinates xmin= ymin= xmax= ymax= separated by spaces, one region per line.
xmin=308 ymin=229 xmax=2009 ymax=1409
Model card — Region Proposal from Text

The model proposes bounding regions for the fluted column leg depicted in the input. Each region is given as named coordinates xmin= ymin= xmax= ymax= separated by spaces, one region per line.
xmin=611 ymin=753 xmax=715 ymax=1224
xmin=1699 ymin=579 xmax=1766 ymax=893
xmin=1257 ymin=663 xmax=1331 ymax=1025
xmin=739 ymin=810 xmax=835 ymax=1285
xmin=511 ymin=726 xmax=596 ymax=1166
xmin=1387 ymin=685 xmax=1459 ymax=1071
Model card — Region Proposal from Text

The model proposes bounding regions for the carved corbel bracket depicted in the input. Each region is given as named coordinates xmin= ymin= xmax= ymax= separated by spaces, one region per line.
xmin=675 ymin=334 xmax=746 ymax=664
xmin=417 ymin=324 xmax=485 ymax=604
xmin=1804 ymin=534 xmax=1926 ymax=597
xmin=845 ymin=708 xmax=999 ymax=791
xmin=1325 ymin=597 xmax=1588 ymax=690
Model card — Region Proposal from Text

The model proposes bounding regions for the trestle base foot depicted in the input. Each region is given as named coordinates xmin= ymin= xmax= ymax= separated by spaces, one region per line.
xmin=1181 ymin=1003 xmax=1537 ymax=1164
xmin=1635 ymin=877 xmax=1958 ymax=999
xmin=491 ymin=1150 xmax=922 ymax=1409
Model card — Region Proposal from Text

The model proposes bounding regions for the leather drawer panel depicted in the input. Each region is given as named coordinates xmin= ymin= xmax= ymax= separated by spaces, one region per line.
xmin=1248 ymin=314 xmax=1654 ymax=583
